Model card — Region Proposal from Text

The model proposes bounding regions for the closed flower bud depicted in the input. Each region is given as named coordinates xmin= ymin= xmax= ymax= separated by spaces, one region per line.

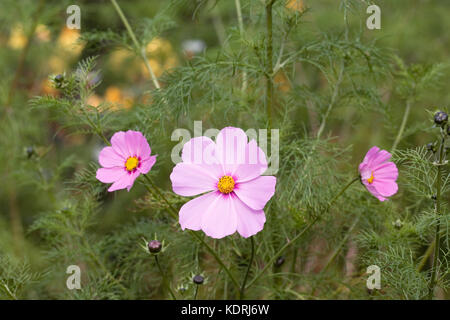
xmin=392 ymin=219 xmax=403 ymax=230
xmin=54 ymin=74 xmax=64 ymax=82
xmin=427 ymin=143 xmax=436 ymax=153
xmin=434 ymin=111 xmax=448 ymax=126
xmin=25 ymin=146 xmax=35 ymax=159
xmin=177 ymin=285 xmax=188 ymax=294
xmin=147 ymin=240 xmax=162 ymax=254
xmin=193 ymin=275 xmax=204 ymax=285
xmin=274 ymin=256 xmax=285 ymax=267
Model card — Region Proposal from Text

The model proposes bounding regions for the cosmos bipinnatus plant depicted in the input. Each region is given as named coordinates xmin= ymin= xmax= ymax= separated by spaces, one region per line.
xmin=1 ymin=0 xmax=449 ymax=301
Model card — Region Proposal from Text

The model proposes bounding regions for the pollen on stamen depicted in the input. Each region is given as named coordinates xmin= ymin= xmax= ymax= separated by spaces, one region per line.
xmin=125 ymin=156 xmax=139 ymax=172
xmin=367 ymin=172 xmax=374 ymax=184
xmin=218 ymin=175 xmax=235 ymax=194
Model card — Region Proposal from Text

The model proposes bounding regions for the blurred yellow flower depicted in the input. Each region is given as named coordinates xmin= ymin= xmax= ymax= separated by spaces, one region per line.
xmin=145 ymin=37 xmax=173 ymax=55
xmin=47 ymin=55 xmax=67 ymax=73
xmin=57 ymin=27 xmax=84 ymax=56
xmin=108 ymin=37 xmax=178 ymax=81
xmin=142 ymin=37 xmax=178 ymax=77
xmin=35 ymin=24 xmax=51 ymax=42
xmin=8 ymin=24 xmax=27 ymax=49
xmin=274 ymin=71 xmax=291 ymax=93
xmin=286 ymin=0 xmax=305 ymax=12
xmin=104 ymin=86 xmax=133 ymax=110
xmin=41 ymin=79 xmax=59 ymax=96
xmin=87 ymin=94 xmax=103 ymax=108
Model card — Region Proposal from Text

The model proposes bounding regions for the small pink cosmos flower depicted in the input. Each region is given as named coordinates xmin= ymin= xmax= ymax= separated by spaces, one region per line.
xmin=359 ymin=146 xmax=398 ymax=202
xmin=170 ymin=127 xmax=276 ymax=239
xmin=96 ymin=130 xmax=157 ymax=192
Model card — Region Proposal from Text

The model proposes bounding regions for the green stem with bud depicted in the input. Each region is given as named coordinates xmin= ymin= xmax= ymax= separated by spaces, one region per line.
xmin=245 ymin=176 xmax=359 ymax=290
xmin=141 ymin=174 xmax=241 ymax=291
xmin=427 ymin=128 xmax=445 ymax=299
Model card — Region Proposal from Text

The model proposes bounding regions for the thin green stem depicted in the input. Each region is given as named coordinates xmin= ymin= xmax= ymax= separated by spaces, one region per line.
xmin=234 ymin=0 xmax=248 ymax=91
xmin=110 ymin=0 xmax=160 ymax=89
xmin=427 ymin=131 xmax=445 ymax=299
xmin=265 ymin=0 xmax=275 ymax=132
xmin=417 ymin=237 xmax=442 ymax=272
xmin=246 ymin=176 xmax=359 ymax=289
xmin=391 ymin=99 xmax=412 ymax=152
xmin=316 ymin=62 xmax=344 ymax=140
xmin=141 ymin=174 xmax=240 ymax=291
xmin=194 ymin=285 xmax=199 ymax=300
xmin=0 ymin=281 xmax=17 ymax=300
xmin=154 ymin=255 xmax=177 ymax=300
xmin=239 ymin=236 xmax=255 ymax=300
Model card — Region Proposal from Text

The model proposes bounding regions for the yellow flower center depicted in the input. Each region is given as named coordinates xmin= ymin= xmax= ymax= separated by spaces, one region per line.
xmin=218 ymin=175 xmax=235 ymax=194
xmin=125 ymin=156 xmax=139 ymax=171
xmin=367 ymin=172 xmax=374 ymax=184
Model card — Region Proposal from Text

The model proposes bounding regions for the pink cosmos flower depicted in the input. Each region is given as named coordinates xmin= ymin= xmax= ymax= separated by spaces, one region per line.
xmin=359 ymin=146 xmax=398 ymax=202
xmin=170 ymin=127 xmax=276 ymax=239
xmin=96 ymin=130 xmax=156 ymax=192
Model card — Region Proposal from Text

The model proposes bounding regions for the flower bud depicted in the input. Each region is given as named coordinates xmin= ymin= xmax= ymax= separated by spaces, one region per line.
xmin=25 ymin=146 xmax=35 ymax=159
xmin=392 ymin=219 xmax=403 ymax=230
xmin=177 ymin=285 xmax=188 ymax=295
xmin=427 ymin=143 xmax=436 ymax=153
xmin=434 ymin=111 xmax=448 ymax=126
xmin=274 ymin=256 xmax=285 ymax=267
xmin=193 ymin=275 xmax=204 ymax=285
xmin=147 ymin=240 xmax=162 ymax=254
xmin=54 ymin=74 xmax=64 ymax=82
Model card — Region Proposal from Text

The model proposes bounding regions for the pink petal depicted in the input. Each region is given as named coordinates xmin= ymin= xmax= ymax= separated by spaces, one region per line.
xmin=372 ymin=179 xmax=398 ymax=197
xmin=200 ymin=192 xmax=238 ymax=239
xmin=96 ymin=167 xmax=126 ymax=183
xmin=234 ymin=176 xmax=276 ymax=210
xmin=110 ymin=131 xmax=129 ymax=158
xmin=178 ymin=191 xmax=219 ymax=231
xmin=368 ymin=149 xmax=391 ymax=168
xmin=373 ymin=162 xmax=398 ymax=181
xmin=234 ymin=140 xmax=269 ymax=183
xmin=170 ymin=163 xmax=222 ymax=196
xmin=215 ymin=127 xmax=248 ymax=174
xmin=99 ymin=146 xmax=125 ymax=168
xmin=139 ymin=155 xmax=157 ymax=174
xmin=362 ymin=146 xmax=379 ymax=165
xmin=363 ymin=181 xmax=387 ymax=201
xmin=233 ymin=196 xmax=266 ymax=238
xmin=182 ymin=136 xmax=218 ymax=165
xmin=125 ymin=130 xmax=151 ymax=157
xmin=108 ymin=171 xmax=139 ymax=192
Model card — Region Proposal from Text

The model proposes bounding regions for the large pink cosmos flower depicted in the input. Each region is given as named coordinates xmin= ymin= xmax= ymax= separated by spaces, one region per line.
xmin=170 ymin=127 xmax=276 ymax=239
xmin=96 ymin=130 xmax=156 ymax=192
xmin=359 ymin=146 xmax=398 ymax=202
